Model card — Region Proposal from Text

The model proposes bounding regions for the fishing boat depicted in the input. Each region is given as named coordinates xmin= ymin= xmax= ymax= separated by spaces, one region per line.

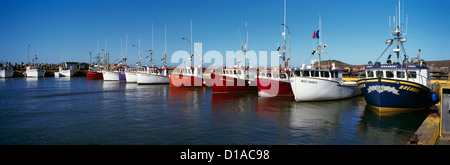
xmin=169 ymin=21 xmax=207 ymax=87
xmin=25 ymin=65 xmax=45 ymax=77
xmin=356 ymin=0 xmax=439 ymax=112
xmin=54 ymin=66 xmax=74 ymax=77
xmin=257 ymin=69 xmax=293 ymax=97
xmin=211 ymin=66 xmax=257 ymax=93
xmin=103 ymin=66 xmax=127 ymax=81
xmin=290 ymin=17 xmax=361 ymax=101
xmin=0 ymin=63 xmax=14 ymax=78
xmin=170 ymin=66 xmax=206 ymax=87
xmin=25 ymin=53 xmax=45 ymax=77
xmin=125 ymin=35 xmax=147 ymax=83
xmin=87 ymin=70 xmax=103 ymax=79
xmin=87 ymin=51 xmax=103 ymax=80
xmin=136 ymin=24 xmax=171 ymax=85
xmin=101 ymin=38 xmax=128 ymax=82
xmin=210 ymin=23 xmax=257 ymax=93
xmin=137 ymin=67 xmax=171 ymax=84
xmin=256 ymin=0 xmax=293 ymax=97
xmin=291 ymin=67 xmax=361 ymax=101
xmin=125 ymin=67 xmax=146 ymax=83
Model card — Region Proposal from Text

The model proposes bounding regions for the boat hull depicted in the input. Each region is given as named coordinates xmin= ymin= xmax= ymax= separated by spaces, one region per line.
xmin=103 ymin=71 xmax=126 ymax=81
xmin=290 ymin=77 xmax=361 ymax=101
xmin=125 ymin=72 xmax=137 ymax=83
xmin=210 ymin=74 xmax=257 ymax=93
xmin=26 ymin=69 xmax=45 ymax=77
xmin=256 ymin=77 xmax=293 ymax=97
xmin=136 ymin=72 xmax=170 ymax=84
xmin=102 ymin=71 xmax=119 ymax=81
xmin=55 ymin=70 xmax=74 ymax=77
xmin=87 ymin=71 xmax=103 ymax=80
xmin=0 ymin=70 xmax=14 ymax=78
xmin=169 ymin=74 xmax=204 ymax=87
xmin=357 ymin=78 xmax=436 ymax=112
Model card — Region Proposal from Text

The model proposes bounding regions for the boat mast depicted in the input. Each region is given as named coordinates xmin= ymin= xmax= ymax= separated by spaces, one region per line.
xmin=244 ymin=22 xmax=248 ymax=71
xmin=125 ymin=33 xmax=128 ymax=66
xmin=376 ymin=0 xmax=407 ymax=65
xmin=96 ymin=40 xmax=100 ymax=67
xmin=151 ymin=22 xmax=154 ymax=67
xmin=163 ymin=24 xmax=167 ymax=68
xmin=282 ymin=0 xmax=286 ymax=69
xmin=190 ymin=20 xmax=193 ymax=68
xmin=138 ymin=38 xmax=141 ymax=67
xmin=319 ymin=16 xmax=322 ymax=69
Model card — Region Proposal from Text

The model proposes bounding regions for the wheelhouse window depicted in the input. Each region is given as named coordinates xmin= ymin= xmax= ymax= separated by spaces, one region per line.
xmin=294 ymin=71 xmax=301 ymax=77
xmin=273 ymin=73 xmax=279 ymax=78
xmin=313 ymin=71 xmax=319 ymax=77
xmin=386 ymin=71 xmax=394 ymax=78
xmin=396 ymin=71 xmax=405 ymax=78
xmin=321 ymin=71 xmax=330 ymax=78
xmin=303 ymin=71 xmax=310 ymax=77
xmin=280 ymin=73 xmax=287 ymax=79
xmin=267 ymin=73 xmax=271 ymax=78
xmin=234 ymin=70 xmax=237 ymax=75
xmin=367 ymin=71 xmax=374 ymax=77
xmin=238 ymin=70 xmax=242 ymax=75
xmin=409 ymin=71 xmax=417 ymax=78
xmin=376 ymin=71 xmax=383 ymax=77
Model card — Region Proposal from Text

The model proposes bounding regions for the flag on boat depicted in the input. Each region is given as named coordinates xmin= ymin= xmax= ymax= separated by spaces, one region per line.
xmin=312 ymin=30 xmax=319 ymax=39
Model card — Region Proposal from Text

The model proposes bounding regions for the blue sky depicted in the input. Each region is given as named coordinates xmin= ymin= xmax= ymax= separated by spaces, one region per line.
xmin=0 ymin=0 xmax=449 ymax=67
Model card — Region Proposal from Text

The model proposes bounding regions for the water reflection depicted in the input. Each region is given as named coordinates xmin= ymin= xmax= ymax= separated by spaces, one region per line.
xmin=358 ymin=105 xmax=428 ymax=144
xmin=169 ymin=87 xmax=208 ymax=111
xmin=211 ymin=92 xmax=258 ymax=112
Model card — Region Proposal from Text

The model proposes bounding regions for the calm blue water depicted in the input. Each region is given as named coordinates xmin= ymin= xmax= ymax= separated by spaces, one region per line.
xmin=0 ymin=77 xmax=428 ymax=145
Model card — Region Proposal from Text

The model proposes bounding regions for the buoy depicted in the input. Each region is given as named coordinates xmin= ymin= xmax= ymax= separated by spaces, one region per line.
xmin=431 ymin=93 xmax=437 ymax=102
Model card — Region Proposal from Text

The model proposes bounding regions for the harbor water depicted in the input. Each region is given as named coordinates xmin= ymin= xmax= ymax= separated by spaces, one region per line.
xmin=0 ymin=77 xmax=428 ymax=145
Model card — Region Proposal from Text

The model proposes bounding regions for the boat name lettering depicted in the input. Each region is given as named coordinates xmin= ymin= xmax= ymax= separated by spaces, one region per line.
xmin=367 ymin=85 xmax=399 ymax=95
xmin=301 ymin=80 xmax=317 ymax=84
xmin=358 ymin=84 xmax=366 ymax=88
xmin=399 ymin=85 xmax=420 ymax=93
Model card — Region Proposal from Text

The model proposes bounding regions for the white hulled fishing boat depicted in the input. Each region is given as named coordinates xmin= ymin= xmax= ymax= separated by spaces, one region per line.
xmin=54 ymin=66 xmax=74 ymax=77
xmin=136 ymin=24 xmax=171 ymax=84
xmin=0 ymin=63 xmax=14 ymax=78
xmin=25 ymin=53 xmax=45 ymax=77
xmin=290 ymin=17 xmax=360 ymax=101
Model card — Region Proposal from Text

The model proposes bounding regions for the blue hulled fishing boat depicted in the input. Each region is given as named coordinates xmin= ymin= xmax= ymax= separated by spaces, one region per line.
xmin=357 ymin=0 xmax=439 ymax=112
